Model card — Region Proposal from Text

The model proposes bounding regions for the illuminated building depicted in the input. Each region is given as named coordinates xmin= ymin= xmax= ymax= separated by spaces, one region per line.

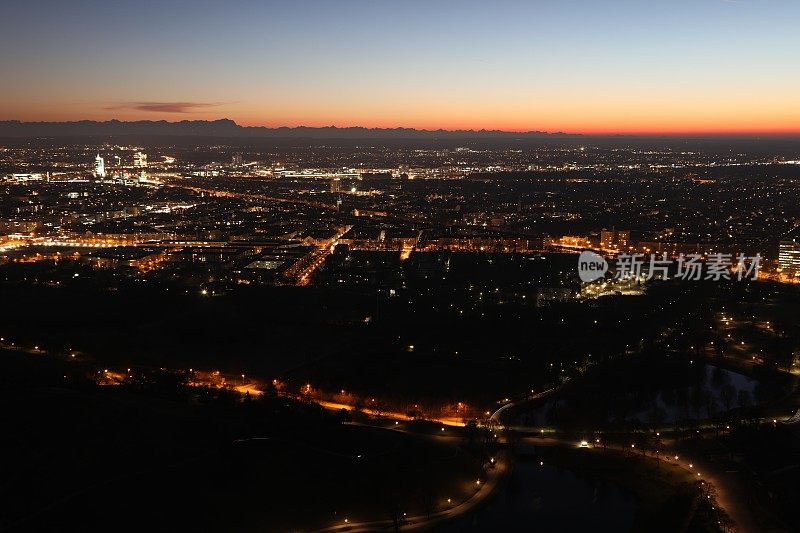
xmin=553 ymin=235 xmax=592 ymax=249
xmin=600 ymin=230 xmax=614 ymax=250
xmin=94 ymin=154 xmax=106 ymax=178
xmin=330 ymin=177 xmax=340 ymax=193
xmin=616 ymin=230 xmax=630 ymax=249
xmin=7 ymin=173 xmax=43 ymax=182
xmin=133 ymin=151 xmax=148 ymax=168
xmin=600 ymin=228 xmax=630 ymax=252
xmin=778 ymin=240 xmax=800 ymax=277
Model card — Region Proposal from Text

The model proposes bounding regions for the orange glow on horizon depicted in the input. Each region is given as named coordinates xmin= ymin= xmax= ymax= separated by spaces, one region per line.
xmin=233 ymin=117 xmax=800 ymax=137
xmin=4 ymin=104 xmax=800 ymax=137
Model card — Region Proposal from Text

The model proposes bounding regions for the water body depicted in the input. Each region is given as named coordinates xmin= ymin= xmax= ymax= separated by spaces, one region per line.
xmin=525 ymin=363 xmax=758 ymax=426
xmin=439 ymin=460 xmax=636 ymax=532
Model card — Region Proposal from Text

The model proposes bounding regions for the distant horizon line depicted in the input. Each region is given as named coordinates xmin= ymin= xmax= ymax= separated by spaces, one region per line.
xmin=2 ymin=118 xmax=800 ymax=138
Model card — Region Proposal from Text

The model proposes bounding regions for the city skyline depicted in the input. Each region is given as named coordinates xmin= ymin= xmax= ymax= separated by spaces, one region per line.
xmin=4 ymin=3 xmax=800 ymax=532
xmin=2 ymin=0 xmax=800 ymax=135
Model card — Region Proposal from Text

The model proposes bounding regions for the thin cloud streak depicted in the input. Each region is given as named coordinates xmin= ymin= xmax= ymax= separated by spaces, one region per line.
xmin=104 ymin=102 xmax=225 ymax=114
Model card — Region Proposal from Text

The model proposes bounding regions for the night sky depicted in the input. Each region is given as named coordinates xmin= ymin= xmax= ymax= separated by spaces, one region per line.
xmin=2 ymin=0 xmax=799 ymax=134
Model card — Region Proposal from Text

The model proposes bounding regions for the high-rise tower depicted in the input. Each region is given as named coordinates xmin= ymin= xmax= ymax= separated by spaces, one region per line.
xmin=94 ymin=155 xmax=106 ymax=178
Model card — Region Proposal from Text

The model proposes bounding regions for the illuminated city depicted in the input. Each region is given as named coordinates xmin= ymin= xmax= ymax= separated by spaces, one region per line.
xmin=2 ymin=1 xmax=800 ymax=532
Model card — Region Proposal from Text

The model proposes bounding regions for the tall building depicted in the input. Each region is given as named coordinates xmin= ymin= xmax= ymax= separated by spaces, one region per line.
xmin=133 ymin=151 xmax=148 ymax=168
xmin=231 ymin=153 xmax=243 ymax=166
xmin=94 ymin=155 xmax=106 ymax=178
xmin=778 ymin=240 xmax=800 ymax=277
xmin=600 ymin=228 xmax=629 ymax=251
xmin=330 ymin=177 xmax=340 ymax=193
xmin=616 ymin=230 xmax=630 ymax=250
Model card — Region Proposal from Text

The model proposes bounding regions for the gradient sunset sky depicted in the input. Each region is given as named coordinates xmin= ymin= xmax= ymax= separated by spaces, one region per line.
xmin=1 ymin=0 xmax=799 ymax=135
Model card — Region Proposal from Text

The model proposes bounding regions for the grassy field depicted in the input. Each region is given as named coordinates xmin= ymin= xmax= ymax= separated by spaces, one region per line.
xmin=10 ymin=424 xmax=482 ymax=532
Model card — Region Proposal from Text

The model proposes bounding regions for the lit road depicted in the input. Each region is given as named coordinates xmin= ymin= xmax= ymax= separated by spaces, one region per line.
xmin=315 ymin=399 xmax=465 ymax=427
xmin=294 ymin=249 xmax=330 ymax=286
xmin=286 ymin=225 xmax=351 ymax=286
xmin=490 ymin=384 xmax=561 ymax=424
xmin=4 ymin=341 xmax=785 ymax=531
